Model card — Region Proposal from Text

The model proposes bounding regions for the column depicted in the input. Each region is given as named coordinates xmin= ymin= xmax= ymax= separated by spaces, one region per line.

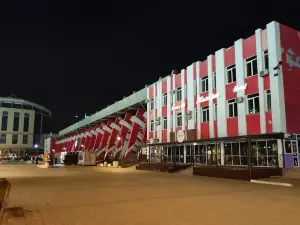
xmin=267 ymin=21 xmax=287 ymax=133
xmin=187 ymin=64 xmax=195 ymax=130
xmin=216 ymin=49 xmax=228 ymax=137
xmin=196 ymin=62 xmax=201 ymax=139
xmin=234 ymin=39 xmax=247 ymax=135
xmin=167 ymin=76 xmax=172 ymax=142
xmin=181 ymin=69 xmax=186 ymax=134
xmin=255 ymin=29 xmax=267 ymax=134
xmin=220 ymin=142 xmax=225 ymax=165
xmin=207 ymin=55 xmax=215 ymax=138
xmin=146 ymin=87 xmax=150 ymax=141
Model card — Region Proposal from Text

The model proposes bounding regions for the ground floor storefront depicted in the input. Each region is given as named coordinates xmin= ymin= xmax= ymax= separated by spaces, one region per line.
xmin=144 ymin=133 xmax=300 ymax=169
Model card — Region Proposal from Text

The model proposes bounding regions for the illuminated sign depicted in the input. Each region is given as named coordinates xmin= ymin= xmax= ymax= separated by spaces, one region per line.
xmin=196 ymin=93 xmax=220 ymax=104
xmin=233 ymin=83 xmax=247 ymax=92
xmin=171 ymin=103 xmax=186 ymax=110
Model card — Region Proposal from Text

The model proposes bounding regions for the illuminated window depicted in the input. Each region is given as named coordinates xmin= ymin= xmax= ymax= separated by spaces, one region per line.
xmin=246 ymin=55 xmax=258 ymax=77
xmin=201 ymin=106 xmax=209 ymax=122
xmin=247 ymin=93 xmax=260 ymax=114
xmin=201 ymin=76 xmax=208 ymax=93
xmin=228 ymin=99 xmax=238 ymax=118
xmin=227 ymin=65 xmax=236 ymax=83
xmin=176 ymin=113 xmax=182 ymax=126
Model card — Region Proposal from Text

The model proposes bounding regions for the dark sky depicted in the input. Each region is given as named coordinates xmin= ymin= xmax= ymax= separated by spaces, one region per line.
xmin=0 ymin=0 xmax=299 ymax=132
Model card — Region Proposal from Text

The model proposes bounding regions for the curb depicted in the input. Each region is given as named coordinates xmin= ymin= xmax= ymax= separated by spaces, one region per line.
xmin=250 ymin=179 xmax=292 ymax=187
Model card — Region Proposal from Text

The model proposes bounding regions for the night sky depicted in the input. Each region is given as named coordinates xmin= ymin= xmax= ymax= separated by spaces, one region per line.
xmin=0 ymin=0 xmax=299 ymax=133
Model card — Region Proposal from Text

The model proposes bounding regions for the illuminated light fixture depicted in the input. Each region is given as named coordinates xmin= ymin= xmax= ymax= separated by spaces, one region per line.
xmin=52 ymin=149 xmax=55 ymax=152
xmin=193 ymin=143 xmax=197 ymax=146
xmin=34 ymin=144 xmax=39 ymax=149
xmin=81 ymin=145 xmax=84 ymax=147
xmin=117 ymin=136 xmax=121 ymax=141
xmin=63 ymin=147 xmax=66 ymax=150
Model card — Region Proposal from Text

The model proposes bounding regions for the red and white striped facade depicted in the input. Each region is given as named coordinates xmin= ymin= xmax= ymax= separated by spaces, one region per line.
xmin=147 ymin=21 xmax=300 ymax=144
xmin=53 ymin=109 xmax=147 ymax=160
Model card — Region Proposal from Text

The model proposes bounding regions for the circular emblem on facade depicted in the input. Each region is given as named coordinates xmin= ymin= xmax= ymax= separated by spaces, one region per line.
xmin=176 ymin=130 xmax=185 ymax=143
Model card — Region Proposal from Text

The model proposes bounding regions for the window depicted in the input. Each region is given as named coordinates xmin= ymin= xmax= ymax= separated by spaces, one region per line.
xmin=195 ymin=109 xmax=198 ymax=124
xmin=194 ymin=144 xmax=207 ymax=164
xmin=227 ymin=65 xmax=236 ymax=84
xmin=22 ymin=135 xmax=28 ymax=144
xmin=266 ymin=90 xmax=271 ymax=111
xmin=0 ymin=134 xmax=6 ymax=144
xmin=163 ymin=117 xmax=167 ymax=130
xmin=201 ymin=76 xmax=208 ymax=93
xmin=201 ymin=106 xmax=209 ymax=122
xmin=12 ymin=134 xmax=18 ymax=144
xmin=247 ymin=93 xmax=260 ymax=114
xmin=23 ymin=113 xmax=30 ymax=132
xmin=214 ymin=104 xmax=217 ymax=120
xmin=228 ymin=99 xmax=238 ymax=118
xmin=193 ymin=80 xmax=197 ymax=95
xmin=150 ymin=99 xmax=154 ymax=110
xmin=176 ymin=88 xmax=182 ymax=101
xmin=13 ymin=112 xmax=20 ymax=131
xmin=1 ymin=111 xmax=8 ymax=131
xmin=163 ymin=94 xmax=167 ymax=106
xmin=184 ymin=85 xmax=187 ymax=99
xmin=176 ymin=113 xmax=182 ymax=126
xmin=264 ymin=50 xmax=269 ymax=70
xmin=150 ymin=120 xmax=154 ymax=131
xmin=213 ymin=72 xmax=216 ymax=89
xmin=246 ymin=55 xmax=258 ymax=77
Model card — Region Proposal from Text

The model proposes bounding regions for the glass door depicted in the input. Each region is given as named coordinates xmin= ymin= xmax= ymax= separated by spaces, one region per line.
xmin=207 ymin=143 xmax=221 ymax=165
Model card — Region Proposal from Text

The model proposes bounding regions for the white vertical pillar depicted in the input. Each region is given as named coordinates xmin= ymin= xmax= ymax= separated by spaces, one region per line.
xmin=255 ymin=29 xmax=267 ymax=134
xmin=157 ymin=80 xmax=162 ymax=142
xmin=220 ymin=142 xmax=225 ymax=165
xmin=187 ymin=64 xmax=195 ymax=130
xmin=153 ymin=83 xmax=157 ymax=138
xmin=207 ymin=55 xmax=215 ymax=138
xmin=147 ymin=87 xmax=150 ymax=141
xmin=196 ymin=62 xmax=201 ymax=139
xmin=234 ymin=39 xmax=247 ymax=135
xmin=172 ymin=75 xmax=176 ymax=132
xmin=181 ymin=70 xmax=186 ymax=132
xmin=167 ymin=76 xmax=171 ymax=142
xmin=215 ymin=49 xmax=227 ymax=137
xmin=267 ymin=21 xmax=286 ymax=133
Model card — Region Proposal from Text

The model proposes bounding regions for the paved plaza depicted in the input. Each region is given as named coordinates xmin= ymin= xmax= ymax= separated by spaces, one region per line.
xmin=1 ymin=164 xmax=300 ymax=225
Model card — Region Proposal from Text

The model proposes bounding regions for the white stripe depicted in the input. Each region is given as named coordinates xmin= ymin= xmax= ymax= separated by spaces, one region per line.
xmin=250 ymin=180 xmax=292 ymax=187
xmin=216 ymin=49 xmax=227 ymax=137
xmin=167 ymin=76 xmax=171 ymax=142
xmin=130 ymin=116 xmax=145 ymax=128
xmin=119 ymin=120 xmax=132 ymax=130
xmin=137 ymin=132 xmax=143 ymax=140
xmin=181 ymin=70 xmax=186 ymax=134
xmin=207 ymin=55 xmax=215 ymax=138
xmin=234 ymin=39 xmax=247 ymax=135
xmin=267 ymin=21 xmax=286 ymax=133
xmin=103 ymin=125 xmax=112 ymax=134
xmin=196 ymin=62 xmax=201 ymax=139
xmin=96 ymin=128 xmax=104 ymax=135
xmin=111 ymin=122 xmax=121 ymax=131
xmin=255 ymin=29 xmax=267 ymax=134
xmin=143 ymin=112 xmax=147 ymax=119
xmin=187 ymin=64 xmax=195 ymax=130
xmin=172 ymin=74 xmax=176 ymax=133
xmin=85 ymin=131 xmax=92 ymax=137
xmin=90 ymin=130 xmax=98 ymax=136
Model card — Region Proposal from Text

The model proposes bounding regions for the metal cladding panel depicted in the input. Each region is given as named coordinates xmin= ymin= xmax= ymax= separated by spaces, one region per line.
xmin=59 ymin=88 xmax=147 ymax=136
